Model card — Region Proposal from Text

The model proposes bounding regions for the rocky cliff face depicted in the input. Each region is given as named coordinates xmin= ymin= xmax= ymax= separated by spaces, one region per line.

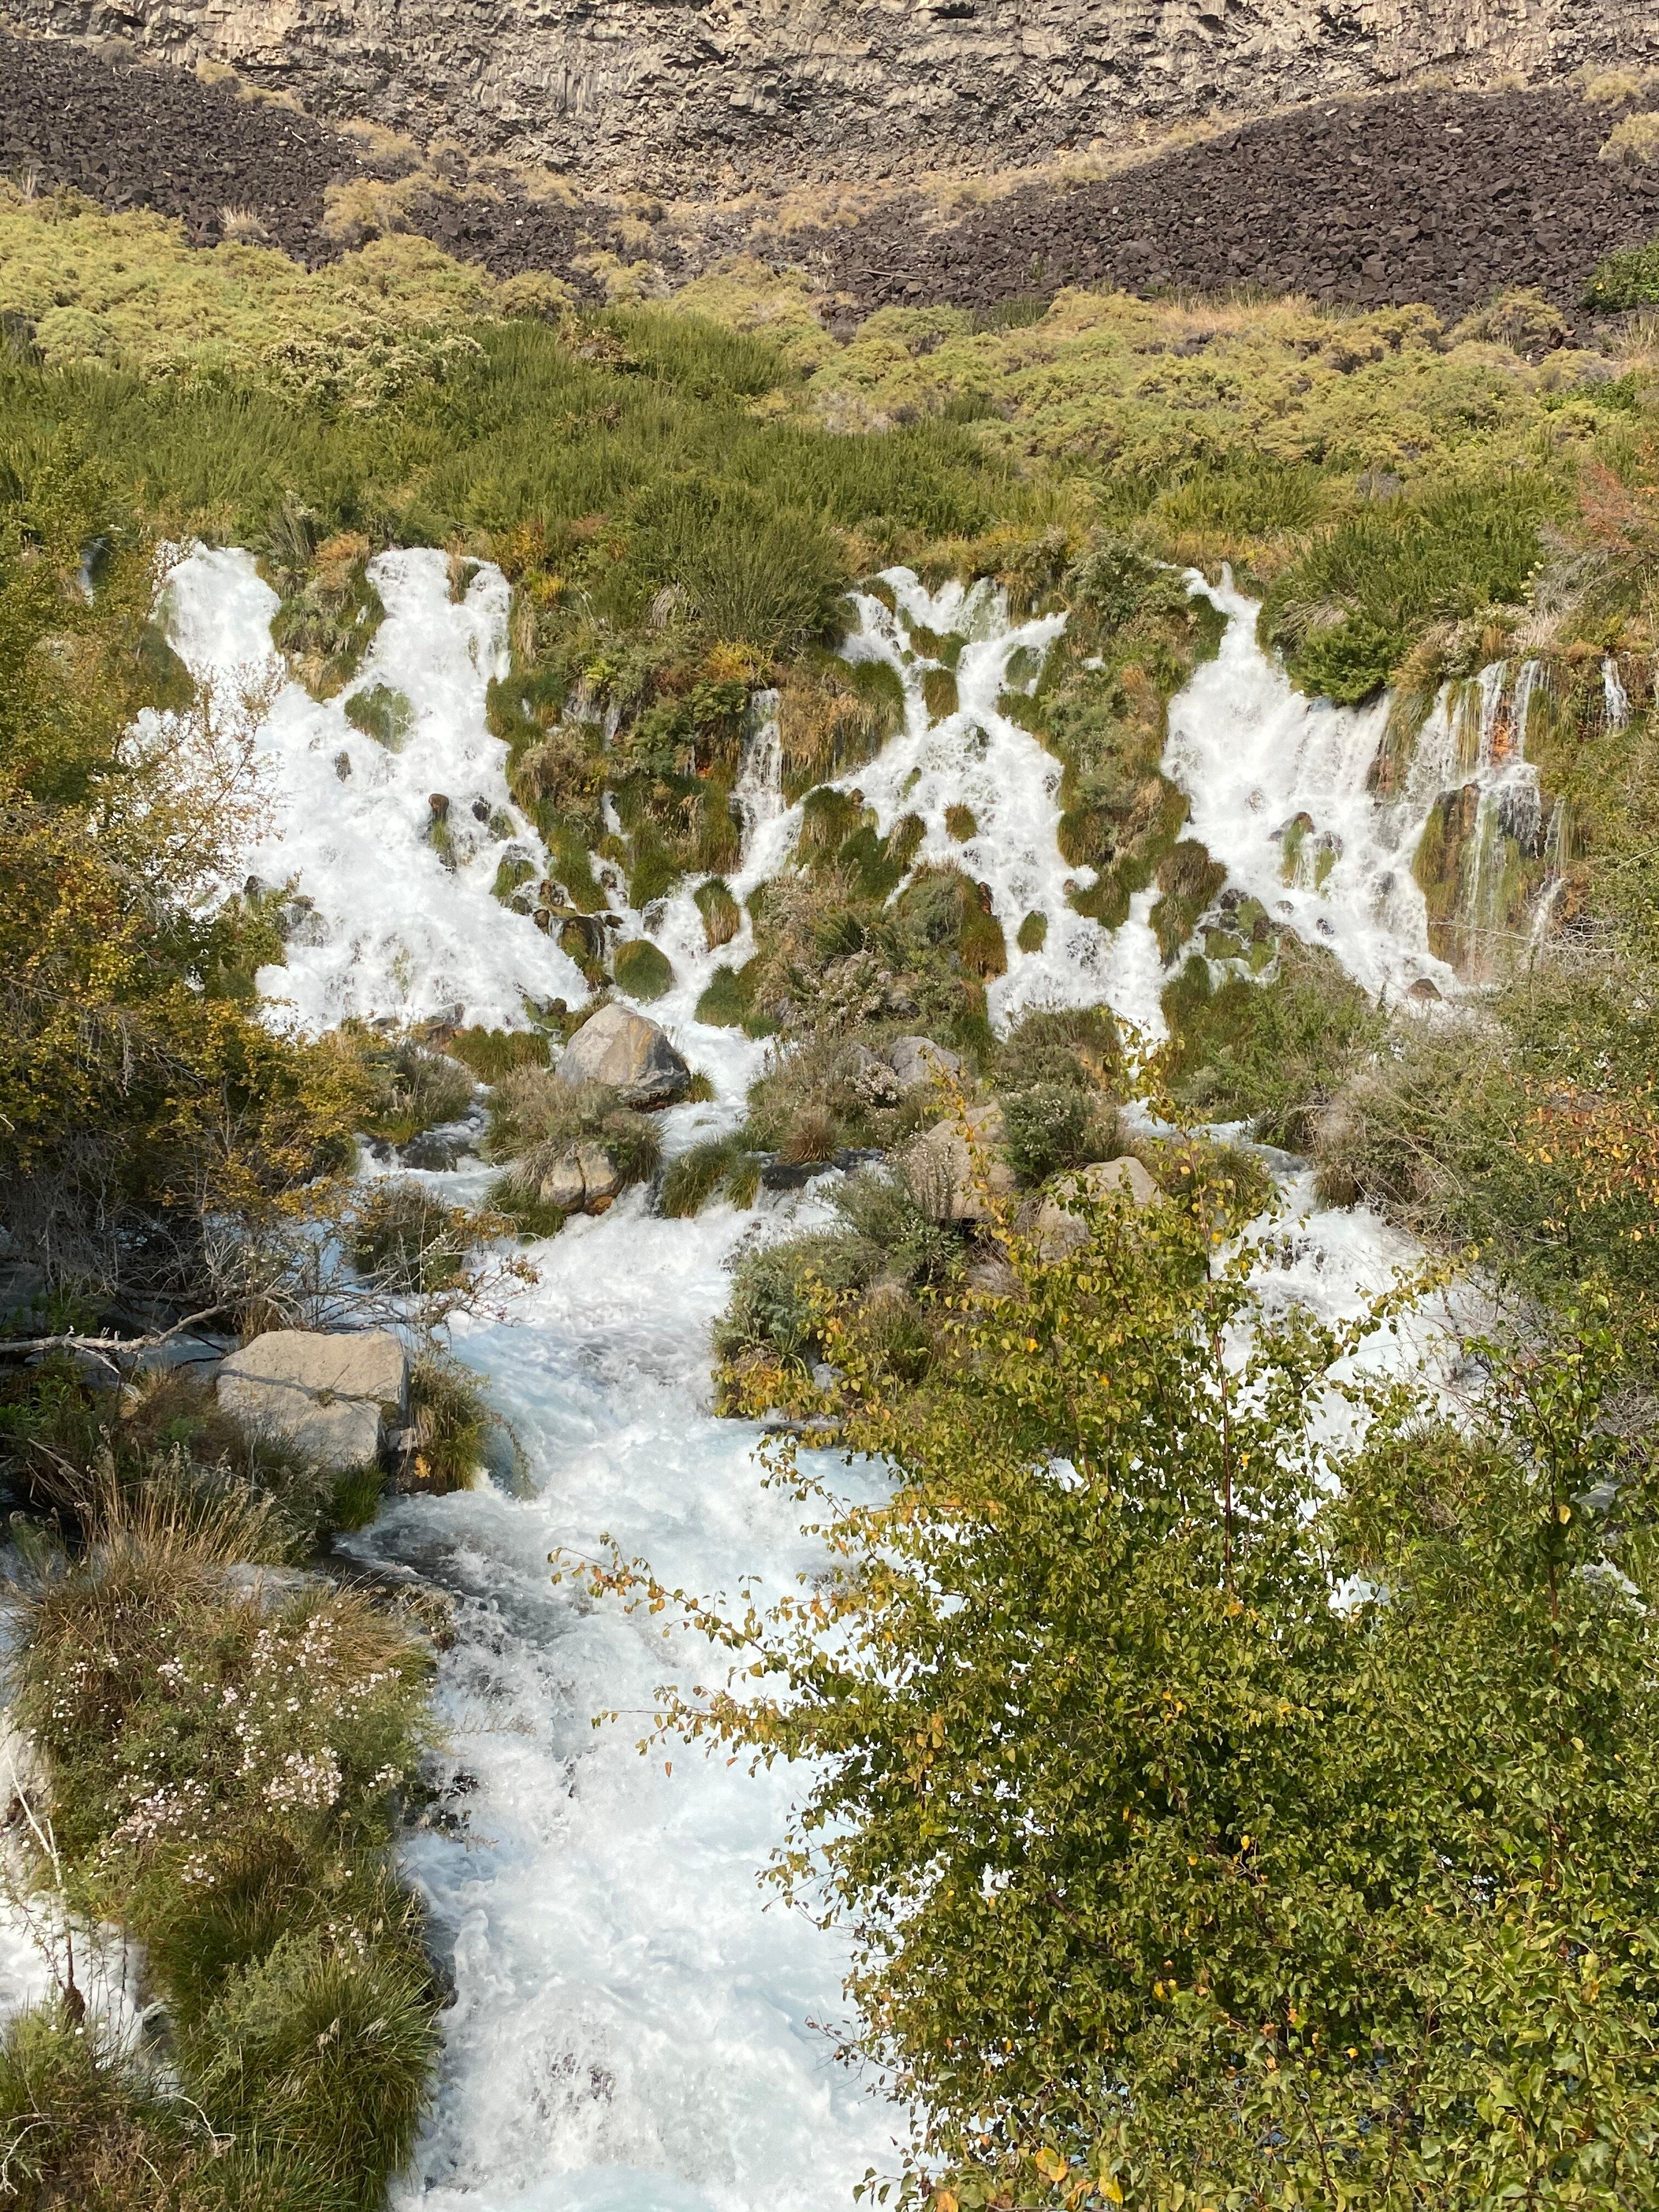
xmin=7 ymin=0 xmax=1655 ymax=189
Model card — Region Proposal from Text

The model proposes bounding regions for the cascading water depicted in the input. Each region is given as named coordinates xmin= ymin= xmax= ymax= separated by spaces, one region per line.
xmin=1402 ymin=653 xmax=1560 ymax=982
xmin=2 ymin=544 xmax=1465 ymax=2198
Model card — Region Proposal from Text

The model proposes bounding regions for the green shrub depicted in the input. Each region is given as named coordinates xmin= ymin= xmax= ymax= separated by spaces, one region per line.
xmin=185 ymin=1923 xmax=437 ymax=2204
xmin=832 ymin=1168 xmax=963 ymax=1287
xmin=349 ymin=1179 xmax=476 ymax=1293
xmin=1160 ymin=934 xmax=1384 ymax=1149
xmin=267 ymin=527 xmax=386 ymax=701
xmin=343 ymin=682 xmax=414 ymax=750
xmin=445 ymin=1024 xmax=551 ymax=1080
xmin=996 ymin=1002 xmax=1122 ymax=1093
xmin=713 ymin=1231 xmax=875 ymax=1366
xmin=1001 ymin=1081 xmax=1102 ymax=1184
xmin=406 ymin=1348 xmax=492 ymax=1492
xmin=485 ymin=1170 xmax=568 ymax=1239
xmin=1290 ymin=614 xmax=1403 ymax=704
xmin=1584 ymin=239 xmax=1659 ymax=311
xmin=660 ymin=1133 xmax=764 ymax=1216
xmin=342 ymin=1030 xmax=473 ymax=1143
xmin=613 ymin=938 xmax=675 ymax=1001
xmin=1265 ymin=477 xmax=1555 ymax=700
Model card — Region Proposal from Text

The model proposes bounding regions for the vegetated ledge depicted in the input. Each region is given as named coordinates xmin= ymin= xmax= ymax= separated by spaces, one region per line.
xmin=0 ymin=1320 xmax=499 ymax=2203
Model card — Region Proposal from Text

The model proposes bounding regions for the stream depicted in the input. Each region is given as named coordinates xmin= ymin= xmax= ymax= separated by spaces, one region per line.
xmin=140 ymin=548 xmax=1482 ymax=2208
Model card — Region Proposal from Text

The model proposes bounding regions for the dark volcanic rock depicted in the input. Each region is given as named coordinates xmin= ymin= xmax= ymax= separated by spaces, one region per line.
xmin=0 ymin=28 xmax=356 ymax=257
xmin=806 ymin=89 xmax=1659 ymax=322
xmin=3 ymin=36 xmax=1655 ymax=327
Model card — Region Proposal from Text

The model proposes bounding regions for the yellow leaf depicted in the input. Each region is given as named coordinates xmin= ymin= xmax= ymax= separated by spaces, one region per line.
xmin=1101 ymin=2183 xmax=1124 ymax=2205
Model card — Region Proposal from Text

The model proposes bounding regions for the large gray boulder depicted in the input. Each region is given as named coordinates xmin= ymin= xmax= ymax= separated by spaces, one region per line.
xmin=556 ymin=1002 xmax=690 ymax=1107
xmin=217 ymin=1329 xmax=408 ymax=1471
xmin=885 ymin=1035 xmax=963 ymax=1092
xmin=904 ymin=1103 xmax=1017 ymax=1224
xmin=1030 ymin=1156 xmax=1160 ymax=1261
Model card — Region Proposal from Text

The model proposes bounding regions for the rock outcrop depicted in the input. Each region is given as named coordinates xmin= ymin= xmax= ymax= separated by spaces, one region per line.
xmin=6 ymin=0 xmax=1654 ymax=190
xmin=217 ymin=1328 xmax=408 ymax=1470
xmin=905 ymin=1103 xmax=1018 ymax=1224
xmin=556 ymin=1002 xmax=690 ymax=1107
xmin=1029 ymin=1155 xmax=1159 ymax=1261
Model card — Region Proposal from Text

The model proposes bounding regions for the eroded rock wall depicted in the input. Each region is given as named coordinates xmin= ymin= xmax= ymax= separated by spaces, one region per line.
xmin=5 ymin=0 xmax=1655 ymax=187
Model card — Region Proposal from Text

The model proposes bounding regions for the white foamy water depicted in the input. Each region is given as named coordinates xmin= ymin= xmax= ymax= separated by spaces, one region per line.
xmin=1167 ymin=572 xmax=1454 ymax=1003
xmin=40 ymin=543 xmax=1473 ymax=2209
xmin=163 ymin=548 xmax=589 ymax=1034
xmin=352 ymin=1189 xmax=902 ymax=2212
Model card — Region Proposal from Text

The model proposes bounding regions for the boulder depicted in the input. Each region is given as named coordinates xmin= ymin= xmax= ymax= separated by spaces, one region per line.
xmin=538 ymin=1153 xmax=588 ymax=1211
xmin=848 ymin=1043 xmax=900 ymax=1106
xmin=905 ymin=1103 xmax=1017 ymax=1223
xmin=885 ymin=1035 xmax=963 ymax=1091
xmin=556 ymin=1002 xmax=690 ymax=1107
xmin=1031 ymin=1155 xmax=1160 ymax=1261
xmin=217 ymin=1329 xmax=407 ymax=1471
xmin=537 ymin=1143 xmax=624 ymax=1214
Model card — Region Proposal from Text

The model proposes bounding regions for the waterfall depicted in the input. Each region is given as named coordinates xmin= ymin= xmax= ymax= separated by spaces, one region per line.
xmin=1604 ymin=655 xmax=1630 ymax=730
xmin=1165 ymin=571 xmax=1452 ymax=1003
xmin=21 ymin=544 xmax=1461 ymax=2211
xmin=733 ymin=687 xmax=785 ymax=857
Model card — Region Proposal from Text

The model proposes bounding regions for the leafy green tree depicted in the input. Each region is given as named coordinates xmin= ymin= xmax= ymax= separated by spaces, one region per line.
xmin=576 ymin=1165 xmax=1659 ymax=2209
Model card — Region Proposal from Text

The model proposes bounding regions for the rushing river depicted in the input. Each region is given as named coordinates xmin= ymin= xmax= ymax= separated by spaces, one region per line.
xmin=123 ymin=546 xmax=1463 ymax=2209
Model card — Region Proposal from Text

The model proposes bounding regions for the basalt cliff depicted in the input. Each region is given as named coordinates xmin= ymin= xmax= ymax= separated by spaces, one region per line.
xmin=7 ymin=0 xmax=1657 ymax=187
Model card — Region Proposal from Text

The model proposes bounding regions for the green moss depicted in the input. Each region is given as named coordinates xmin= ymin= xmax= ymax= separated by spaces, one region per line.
xmin=696 ymin=961 xmax=757 ymax=1028
xmin=695 ymin=875 xmax=742 ymax=947
xmin=613 ymin=938 xmax=675 ymax=1001
xmin=344 ymin=682 xmax=414 ymax=750
xmin=492 ymin=852 xmax=539 ymax=908
xmin=945 ymin=803 xmax=978 ymax=842
xmin=922 ymin=665 xmax=960 ymax=720
xmin=1150 ymin=839 xmax=1227 ymax=964
xmin=1017 ymin=909 xmax=1049 ymax=953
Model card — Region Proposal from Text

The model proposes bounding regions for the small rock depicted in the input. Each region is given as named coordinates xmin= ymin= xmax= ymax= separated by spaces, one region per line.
xmin=400 ymin=1131 xmax=464 ymax=1172
xmin=965 ymin=1250 xmax=1019 ymax=1297
xmin=556 ymin=1001 xmax=690 ymax=1107
xmin=538 ymin=1153 xmax=588 ymax=1211
xmin=575 ymin=1142 xmax=621 ymax=1205
xmin=905 ymin=1103 xmax=1017 ymax=1223
xmin=1407 ymin=976 xmax=1442 ymax=1001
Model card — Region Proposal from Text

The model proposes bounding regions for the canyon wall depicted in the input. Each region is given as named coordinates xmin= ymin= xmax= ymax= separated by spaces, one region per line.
xmin=6 ymin=0 xmax=1656 ymax=189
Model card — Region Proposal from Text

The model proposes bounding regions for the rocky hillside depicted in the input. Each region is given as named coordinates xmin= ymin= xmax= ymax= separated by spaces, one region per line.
xmin=4 ymin=27 xmax=1658 ymax=322
xmin=5 ymin=0 xmax=1657 ymax=187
